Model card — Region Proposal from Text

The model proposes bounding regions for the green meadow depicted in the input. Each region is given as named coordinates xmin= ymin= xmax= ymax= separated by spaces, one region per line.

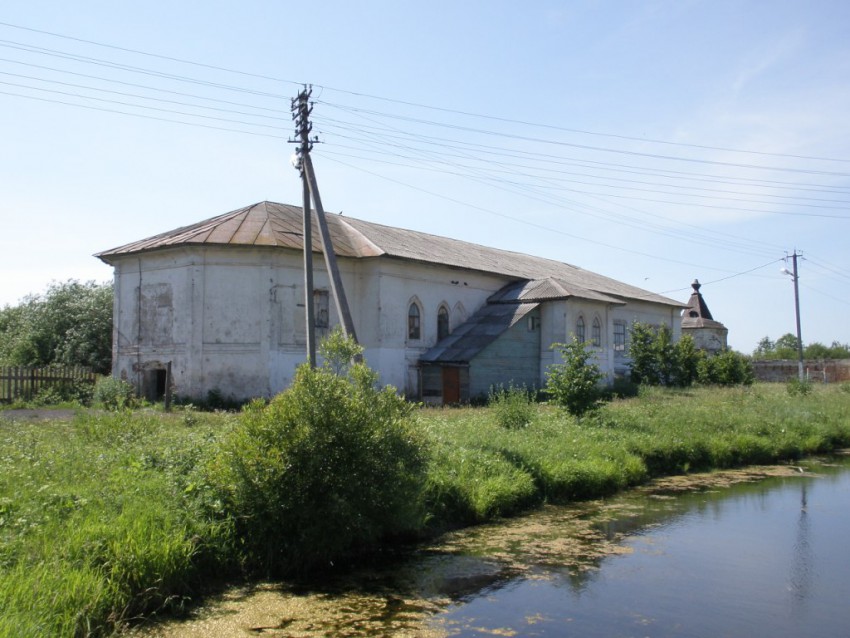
xmin=1 ymin=382 xmax=849 ymax=637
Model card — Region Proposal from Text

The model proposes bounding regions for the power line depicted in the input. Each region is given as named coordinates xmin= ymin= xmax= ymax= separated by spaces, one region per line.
xmin=0 ymin=21 xmax=303 ymax=86
xmin=318 ymin=152 xmax=749 ymax=275
xmin=3 ymin=19 xmax=850 ymax=167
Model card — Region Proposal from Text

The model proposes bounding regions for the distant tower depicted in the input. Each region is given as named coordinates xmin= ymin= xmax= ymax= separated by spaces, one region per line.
xmin=681 ymin=279 xmax=728 ymax=353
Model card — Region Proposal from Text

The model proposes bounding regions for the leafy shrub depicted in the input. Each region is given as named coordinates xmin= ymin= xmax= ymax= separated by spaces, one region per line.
xmin=786 ymin=377 xmax=813 ymax=396
xmin=489 ymin=384 xmax=535 ymax=429
xmin=546 ymin=338 xmax=605 ymax=417
xmin=93 ymin=376 xmax=137 ymax=410
xmin=697 ymin=350 xmax=754 ymax=386
xmin=207 ymin=334 xmax=428 ymax=575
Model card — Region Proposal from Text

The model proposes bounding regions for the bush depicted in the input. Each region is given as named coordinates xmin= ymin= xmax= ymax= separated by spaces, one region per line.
xmin=786 ymin=378 xmax=813 ymax=396
xmin=546 ymin=338 xmax=605 ymax=417
xmin=207 ymin=334 xmax=428 ymax=575
xmin=489 ymin=384 xmax=535 ymax=429
xmin=697 ymin=350 xmax=754 ymax=386
xmin=93 ymin=376 xmax=137 ymax=411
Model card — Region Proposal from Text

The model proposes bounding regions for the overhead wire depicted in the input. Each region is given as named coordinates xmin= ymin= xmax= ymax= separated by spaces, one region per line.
xmin=2 ymin=19 xmax=849 ymax=288
xmin=4 ymin=19 xmax=848 ymax=166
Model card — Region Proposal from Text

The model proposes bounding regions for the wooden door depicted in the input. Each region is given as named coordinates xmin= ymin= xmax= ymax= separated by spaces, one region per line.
xmin=442 ymin=367 xmax=460 ymax=404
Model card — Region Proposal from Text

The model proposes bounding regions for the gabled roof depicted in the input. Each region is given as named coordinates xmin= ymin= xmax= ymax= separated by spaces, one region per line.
xmin=96 ymin=201 xmax=681 ymax=308
xmin=487 ymin=277 xmax=626 ymax=305
xmin=419 ymin=302 xmax=539 ymax=365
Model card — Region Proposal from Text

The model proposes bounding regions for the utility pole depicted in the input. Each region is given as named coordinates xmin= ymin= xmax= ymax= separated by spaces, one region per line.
xmin=782 ymin=251 xmax=804 ymax=382
xmin=291 ymin=88 xmax=358 ymax=360
xmin=291 ymin=89 xmax=316 ymax=366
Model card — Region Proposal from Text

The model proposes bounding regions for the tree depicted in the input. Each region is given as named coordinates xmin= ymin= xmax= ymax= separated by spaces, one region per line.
xmin=752 ymin=335 xmax=850 ymax=360
xmin=627 ymin=323 xmax=660 ymax=386
xmin=774 ymin=333 xmax=800 ymax=359
xmin=0 ymin=280 xmax=113 ymax=373
xmin=545 ymin=338 xmax=605 ymax=417
xmin=752 ymin=336 xmax=775 ymax=358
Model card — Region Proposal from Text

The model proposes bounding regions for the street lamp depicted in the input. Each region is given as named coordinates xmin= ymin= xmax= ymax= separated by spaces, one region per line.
xmin=781 ymin=252 xmax=804 ymax=382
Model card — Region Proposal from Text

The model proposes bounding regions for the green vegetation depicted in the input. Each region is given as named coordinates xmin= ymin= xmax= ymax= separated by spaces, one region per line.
xmin=488 ymin=384 xmax=535 ymax=429
xmin=629 ymin=323 xmax=753 ymax=387
xmin=753 ymin=333 xmax=850 ymax=360
xmin=545 ymin=339 xmax=605 ymax=417
xmin=0 ymin=280 xmax=113 ymax=374
xmin=92 ymin=376 xmax=137 ymax=411
xmin=205 ymin=334 xmax=428 ymax=575
xmin=2 ymin=376 xmax=850 ymax=635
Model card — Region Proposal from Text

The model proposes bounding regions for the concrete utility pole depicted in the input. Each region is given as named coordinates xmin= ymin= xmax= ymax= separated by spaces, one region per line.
xmin=782 ymin=251 xmax=804 ymax=382
xmin=291 ymin=88 xmax=358 ymax=361
xmin=291 ymin=89 xmax=316 ymax=367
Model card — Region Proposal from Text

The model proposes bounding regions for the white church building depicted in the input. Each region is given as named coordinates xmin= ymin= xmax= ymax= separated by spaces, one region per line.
xmin=96 ymin=201 xmax=683 ymax=404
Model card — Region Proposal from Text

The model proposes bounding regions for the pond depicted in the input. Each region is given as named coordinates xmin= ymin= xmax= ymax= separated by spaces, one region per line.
xmin=136 ymin=455 xmax=850 ymax=637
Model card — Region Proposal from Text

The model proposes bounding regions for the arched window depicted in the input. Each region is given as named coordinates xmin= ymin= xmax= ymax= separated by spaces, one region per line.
xmin=408 ymin=302 xmax=421 ymax=340
xmin=437 ymin=305 xmax=450 ymax=341
xmin=591 ymin=317 xmax=602 ymax=347
xmin=576 ymin=316 xmax=585 ymax=343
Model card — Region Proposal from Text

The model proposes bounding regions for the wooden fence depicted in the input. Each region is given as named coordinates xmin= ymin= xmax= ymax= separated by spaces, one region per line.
xmin=0 ymin=365 xmax=97 ymax=403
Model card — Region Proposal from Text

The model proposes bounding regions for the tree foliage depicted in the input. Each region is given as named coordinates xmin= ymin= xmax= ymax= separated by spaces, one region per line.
xmin=545 ymin=338 xmax=605 ymax=417
xmin=0 ymin=280 xmax=113 ymax=373
xmin=629 ymin=323 xmax=753 ymax=388
xmin=753 ymin=334 xmax=850 ymax=360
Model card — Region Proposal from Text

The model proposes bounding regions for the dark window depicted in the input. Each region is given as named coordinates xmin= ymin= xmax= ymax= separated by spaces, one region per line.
xmin=437 ymin=306 xmax=450 ymax=341
xmin=314 ymin=290 xmax=329 ymax=329
xmin=592 ymin=317 xmax=602 ymax=347
xmin=576 ymin=316 xmax=586 ymax=343
xmin=614 ymin=321 xmax=626 ymax=352
xmin=408 ymin=303 xmax=421 ymax=340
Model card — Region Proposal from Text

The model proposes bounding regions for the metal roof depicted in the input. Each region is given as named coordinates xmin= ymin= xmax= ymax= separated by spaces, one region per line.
xmin=419 ymin=302 xmax=539 ymax=364
xmin=681 ymin=279 xmax=727 ymax=330
xmin=487 ymin=277 xmax=626 ymax=305
xmin=95 ymin=201 xmax=682 ymax=308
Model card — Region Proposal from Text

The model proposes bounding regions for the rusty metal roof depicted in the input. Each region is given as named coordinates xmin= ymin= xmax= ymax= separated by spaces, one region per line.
xmin=95 ymin=201 xmax=682 ymax=307
xmin=681 ymin=279 xmax=727 ymax=329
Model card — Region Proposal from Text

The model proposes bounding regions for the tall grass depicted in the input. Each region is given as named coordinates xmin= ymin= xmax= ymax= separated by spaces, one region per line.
xmin=1 ymin=384 xmax=849 ymax=635
xmin=0 ymin=409 xmax=234 ymax=637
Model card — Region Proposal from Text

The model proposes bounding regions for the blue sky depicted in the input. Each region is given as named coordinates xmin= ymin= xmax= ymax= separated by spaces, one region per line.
xmin=1 ymin=1 xmax=849 ymax=354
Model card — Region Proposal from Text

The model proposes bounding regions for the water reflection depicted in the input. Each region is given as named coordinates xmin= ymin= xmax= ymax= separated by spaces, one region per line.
xmin=789 ymin=483 xmax=812 ymax=604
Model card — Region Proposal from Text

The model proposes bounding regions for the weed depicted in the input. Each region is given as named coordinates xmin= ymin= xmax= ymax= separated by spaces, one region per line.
xmin=489 ymin=384 xmax=535 ymax=429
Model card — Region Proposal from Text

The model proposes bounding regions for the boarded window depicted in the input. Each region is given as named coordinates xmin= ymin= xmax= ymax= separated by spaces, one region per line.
xmin=314 ymin=290 xmax=329 ymax=329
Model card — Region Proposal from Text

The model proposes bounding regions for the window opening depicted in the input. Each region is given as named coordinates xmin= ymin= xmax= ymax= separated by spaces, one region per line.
xmin=408 ymin=303 xmax=421 ymax=340
xmin=592 ymin=317 xmax=602 ymax=347
xmin=576 ymin=316 xmax=586 ymax=343
xmin=437 ymin=306 xmax=450 ymax=341
xmin=614 ymin=321 xmax=627 ymax=352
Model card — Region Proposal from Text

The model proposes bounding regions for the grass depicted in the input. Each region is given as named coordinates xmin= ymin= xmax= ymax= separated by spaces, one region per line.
xmin=1 ymin=383 xmax=849 ymax=635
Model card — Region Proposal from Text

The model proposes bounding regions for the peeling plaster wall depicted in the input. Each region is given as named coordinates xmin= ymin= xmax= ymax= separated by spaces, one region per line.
xmin=111 ymin=246 xmax=511 ymax=401
xmin=109 ymin=246 xmax=682 ymax=401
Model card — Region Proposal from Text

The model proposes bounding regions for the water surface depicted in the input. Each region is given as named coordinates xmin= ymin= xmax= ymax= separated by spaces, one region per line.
xmin=136 ymin=456 xmax=850 ymax=637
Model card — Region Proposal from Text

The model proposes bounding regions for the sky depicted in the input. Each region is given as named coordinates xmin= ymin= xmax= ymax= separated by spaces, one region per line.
xmin=1 ymin=0 xmax=849 ymax=354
